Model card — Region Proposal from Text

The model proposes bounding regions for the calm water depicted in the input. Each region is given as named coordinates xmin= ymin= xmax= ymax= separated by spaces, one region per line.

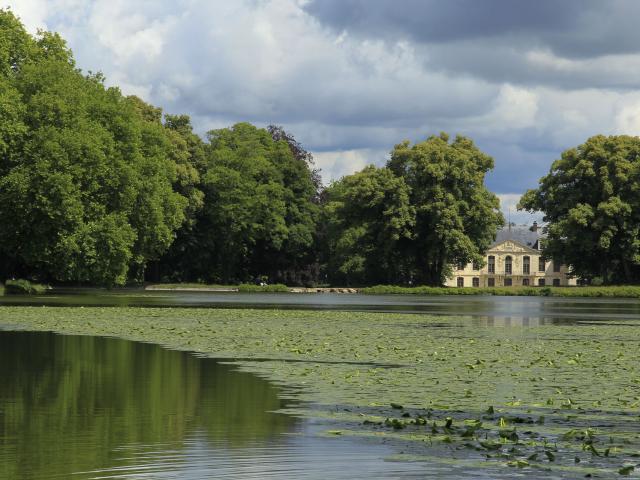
xmin=0 ymin=331 xmax=428 ymax=480
xmin=1 ymin=288 xmax=639 ymax=324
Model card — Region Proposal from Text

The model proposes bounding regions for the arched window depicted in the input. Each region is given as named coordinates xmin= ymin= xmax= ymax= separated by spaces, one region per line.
xmin=488 ymin=256 xmax=495 ymax=273
xmin=457 ymin=277 xmax=464 ymax=287
xmin=505 ymin=256 xmax=512 ymax=275
xmin=538 ymin=278 xmax=545 ymax=286
xmin=523 ymin=256 xmax=530 ymax=274
xmin=472 ymin=277 xmax=480 ymax=287
xmin=522 ymin=278 xmax=530 ymax=286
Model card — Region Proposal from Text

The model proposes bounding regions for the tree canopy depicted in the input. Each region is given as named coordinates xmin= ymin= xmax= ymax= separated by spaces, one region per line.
xmin=388 ymin=133 xmax=503 ymax=285
xmin=0 ymin=10 xmax=190 ymax=286
xmin=519 ymin=135 xmax=640 ymax=284
xmin=160 ymin=123 xmax=320 ymax=284
xmin=323 ymin=165 xmax=414 ymax=285
xmin=0 ymin=10 xmax=507 ymax=288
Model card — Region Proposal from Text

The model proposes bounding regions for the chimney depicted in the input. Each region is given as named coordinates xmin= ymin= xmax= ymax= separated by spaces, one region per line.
xmin=530 ymin=221 xmax=538 ymax=233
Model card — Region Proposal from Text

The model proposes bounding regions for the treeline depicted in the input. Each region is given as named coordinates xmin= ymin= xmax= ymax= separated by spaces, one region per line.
xmin=0 ymin=11 xmax=503 ymax=287
xmin=2 ymin=12 xmax=639 ymax=287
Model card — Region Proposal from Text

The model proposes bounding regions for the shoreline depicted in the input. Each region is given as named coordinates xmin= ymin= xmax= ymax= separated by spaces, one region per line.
xmin=141 ymin=284 xmax=640 ymax=298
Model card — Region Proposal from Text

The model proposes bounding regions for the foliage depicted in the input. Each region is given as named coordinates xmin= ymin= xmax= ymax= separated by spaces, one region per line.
xmin=237 ymin=283 xmax=289 ymax=292
xmin=0 ymin=10 xmax=191 ymax=286
xmin=171 ymin=123 xmax=320 ymax=284
xmin=323 ymin=165 xmax=414 ymax=285
xmin=388 ymin=133 xmax=504 ymax=285
xmin=359 ymin=284 xmax=640 ymax=297
xmin=4 ymin=279 xmax=47 ymax=294
xmin=519 ymin=135 xmax=640 ymax=284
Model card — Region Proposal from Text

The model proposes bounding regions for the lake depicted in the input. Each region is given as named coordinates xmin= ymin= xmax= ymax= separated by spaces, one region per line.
xmin=1 ymin=291 xmax=639 ymax=478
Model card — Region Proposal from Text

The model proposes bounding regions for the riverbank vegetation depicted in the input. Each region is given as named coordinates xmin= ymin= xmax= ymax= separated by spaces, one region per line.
xmin=1 ymin=306 xmax=638 ymax=477
xmin=3 ymin=279 xmax=47 ymax=295
xmin=360 ymin=284 xmax=640 ymax=297
xmin=2 ymin=10 xmax=640 ymax=289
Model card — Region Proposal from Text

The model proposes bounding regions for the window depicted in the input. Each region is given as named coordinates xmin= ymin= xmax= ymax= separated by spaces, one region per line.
xmin=538 ymin=257 xmax=545 ymax=272
xmin=472 ymin=277 xmax=480 ymax=287
xmin=523 ymin=256 xmax=530 ymax=274
xmin=522 ymin=278 xmax=530 ymax=286
xmin=457 ymin=277 xmax=464 ymax=287
xmin=488 ymin=256 xmax=495 ymax=273
xmin=472 ymin=261 xmax=480 ymax=271
xmin=505 ymin=256 xmax=512 ymax=275
xmin=538 ymin=278 xmax=545 ymax=286
xmin=457 ymin=262 xmax=466 ymax=271
xmin=553 ymin=278 xmax=560 ymax=287
xmin=553 ymin=260 xmax=561 ymax=273
xmin=488 ymin=277 xmax=495 ymax=287
xmin=504 ymin=278 xmax=513 ymax=286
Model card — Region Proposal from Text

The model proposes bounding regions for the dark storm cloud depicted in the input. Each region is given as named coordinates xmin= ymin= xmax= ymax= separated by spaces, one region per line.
xmin=304 ymin=0 xmax=640 ymax=60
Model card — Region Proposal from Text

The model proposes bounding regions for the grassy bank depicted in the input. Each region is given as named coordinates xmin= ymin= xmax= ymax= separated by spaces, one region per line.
xmin=0 ymin=306 xmax=638 ymax=476
xmin=361 ymin=284 xmax=640 ymax=298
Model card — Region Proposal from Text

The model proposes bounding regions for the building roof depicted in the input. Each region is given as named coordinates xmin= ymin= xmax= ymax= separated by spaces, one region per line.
xmin=490 ymin=225 xmax=544 ymax=249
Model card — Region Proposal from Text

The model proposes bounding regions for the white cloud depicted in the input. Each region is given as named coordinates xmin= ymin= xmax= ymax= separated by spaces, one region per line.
xmin=498 ymin=193 xmax=543 ymax=226
xmin=313 ymin=148 xmax=386 ymax=183
xmin=3 ymin=0 xmax=640 ymax=198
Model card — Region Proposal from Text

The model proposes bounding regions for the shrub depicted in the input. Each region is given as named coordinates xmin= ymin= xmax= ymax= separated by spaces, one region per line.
xmin=237 ymin=283 xmax=289 ymax=293
xmin=4 ymin=279 xmax=48 ymax=295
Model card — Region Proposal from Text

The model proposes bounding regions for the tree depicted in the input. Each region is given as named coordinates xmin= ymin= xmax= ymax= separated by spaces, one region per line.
xmin=324 ymin=165 xmax=414 ymax=285
xmin=0 ymin=11 xmax=191 ymax=286
xmin=172 ymin=123 xmax=320 ymax=284
xmin=388 ymin=133 xmax=503 ymax=285
xmin=519 ymin=135 xmax=640 ymax=284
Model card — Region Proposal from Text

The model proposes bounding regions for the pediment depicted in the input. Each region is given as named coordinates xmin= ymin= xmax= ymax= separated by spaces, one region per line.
xmin=490 ymin=240 xmax=539 ymax=254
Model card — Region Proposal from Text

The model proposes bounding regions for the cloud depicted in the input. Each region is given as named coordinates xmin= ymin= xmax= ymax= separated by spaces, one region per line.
xmin=497 ymin=193 xmax=543 ymax=226
xmin=314 ymin=148 xmax=388 ymax=183
xmin=2 ymin=0 xmax=640 ymax=198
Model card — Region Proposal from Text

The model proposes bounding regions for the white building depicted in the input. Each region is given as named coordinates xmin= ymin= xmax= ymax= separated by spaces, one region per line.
xmin=445 ymin=222 xmax=576 ymax=288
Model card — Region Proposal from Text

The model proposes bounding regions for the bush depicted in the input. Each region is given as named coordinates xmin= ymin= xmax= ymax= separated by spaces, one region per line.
xmin=4 ymin=279 xmax=48 ymax=295
xmin=359 ymin=285 xmax=640 ymax=298
xmin=237 ymin=283 xmax=289 ymax=293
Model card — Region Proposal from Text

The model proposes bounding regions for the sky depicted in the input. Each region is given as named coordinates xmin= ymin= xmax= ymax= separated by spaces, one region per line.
xmin=5 ymin=0 xmax=640 ymax=224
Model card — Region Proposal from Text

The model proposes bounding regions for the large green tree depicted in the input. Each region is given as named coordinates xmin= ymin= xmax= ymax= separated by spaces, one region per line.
xmin=388 ymin=133 xmax=503 ymax=285
xmin=170 ymin=123 xmax=320 ymax=284
xmin=519 ymin=135 xmax=640 ymax=284
xmin=323 ymin=165 xmax=414 ymax=285
xmin=0 ymin=10 xmax=190 ymax=286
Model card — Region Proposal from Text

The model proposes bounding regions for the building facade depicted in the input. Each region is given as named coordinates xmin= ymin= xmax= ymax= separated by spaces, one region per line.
xmin=445 ymin=223 xmax=576 ymax=288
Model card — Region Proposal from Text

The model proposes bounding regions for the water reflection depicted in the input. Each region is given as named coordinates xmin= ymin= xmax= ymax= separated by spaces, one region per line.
xmin=0 ymin=331 xmax=294 ymax=479
xmin=3 ymin=289 xmax=638 ymax=326
xmin=0 ymin=332 xmax=430 ymax=480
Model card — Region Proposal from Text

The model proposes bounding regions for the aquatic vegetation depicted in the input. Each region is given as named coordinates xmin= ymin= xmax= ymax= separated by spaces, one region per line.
xmin=361 ymin=284 xmax=640 ymax=297
xmin=1 ymin=306 xmax=639 ymax=476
